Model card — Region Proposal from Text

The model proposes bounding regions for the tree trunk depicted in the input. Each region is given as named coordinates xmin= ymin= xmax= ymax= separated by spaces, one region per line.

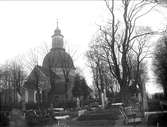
xmin=65 ymin=81 xmax=68 ymax=100
xmin=142 ymin=82 xmax=148 ymax=112
xmin=100 ymin=87 xmax=108 ymax=109
xmin=101 ymin=92 xmax=105 ymax=109
xmin=98 ymin=89 xmax=102 ymax=104
xmin=120 ymin=85 xmax=129 ymax=106
xmin=47 ymin=88 xmax=55 ymax=106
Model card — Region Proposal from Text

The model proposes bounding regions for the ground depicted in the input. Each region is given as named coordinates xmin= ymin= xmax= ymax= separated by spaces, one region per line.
xmin=1 ymin=107 xmax=164 ymax=127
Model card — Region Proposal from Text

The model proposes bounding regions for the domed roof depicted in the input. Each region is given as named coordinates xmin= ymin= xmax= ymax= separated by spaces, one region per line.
xmin=42 ymin=49 xmax=75 ymax=69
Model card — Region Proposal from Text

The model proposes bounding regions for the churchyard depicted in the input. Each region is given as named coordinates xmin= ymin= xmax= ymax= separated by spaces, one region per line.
xmin=1 ymin=0 xmax=167 ymax=126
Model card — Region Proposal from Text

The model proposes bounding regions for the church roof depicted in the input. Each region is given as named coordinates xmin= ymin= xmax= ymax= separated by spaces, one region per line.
xmin=42 ymin=49 xmax=75 ymax=69
xmin=24 ymin=65 xmax=60 ymax=90
xmin=23 ymin=65 xmax=73 ymax=96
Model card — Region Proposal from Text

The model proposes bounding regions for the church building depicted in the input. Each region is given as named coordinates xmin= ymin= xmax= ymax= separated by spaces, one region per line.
xmin=24 ymin=23 xmax=76 ymax=105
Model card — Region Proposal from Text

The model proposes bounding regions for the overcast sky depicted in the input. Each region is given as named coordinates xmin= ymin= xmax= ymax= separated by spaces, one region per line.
xmin=0 ymin=1 xmax=167 ymax=94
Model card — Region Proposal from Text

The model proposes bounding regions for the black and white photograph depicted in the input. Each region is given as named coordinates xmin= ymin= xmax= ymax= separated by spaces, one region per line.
xmin=0 ymin=0 xmax=167 ymax=127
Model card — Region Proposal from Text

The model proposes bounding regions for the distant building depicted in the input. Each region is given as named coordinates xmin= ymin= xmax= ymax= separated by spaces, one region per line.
xmin=0 ymin=88 xmax=18 ymax=105
xmin=24 ymin=23 xmax=76 ymax=105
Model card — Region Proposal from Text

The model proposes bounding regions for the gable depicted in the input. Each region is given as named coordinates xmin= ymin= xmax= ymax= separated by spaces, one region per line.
xmin=24 ymin=66 xmax=51 ymax=90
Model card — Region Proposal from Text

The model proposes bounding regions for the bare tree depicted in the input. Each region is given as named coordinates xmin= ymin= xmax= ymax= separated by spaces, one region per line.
xmin=87 ymin=39 xmax=113 ymax=107
xmin=50 ymin=41 xmax=77 ymax=101
xmin=23 ymin=42 xmax=50 ymax=73
xmin=87 ymin=46 xmax=102 ymax=102
xmin=130 ymin=27 xmax=152 ymax=91
xmin=0 ymin=60 xmax=27 ymax=105
xmin=93 ymin=0 xmax=156 ymax=104
xmin=0 ymin=62 xmax=13 ymax=105
xmin=58 ymin=51 xmax=75 ymax=100
xmin=10 ymin=61 xmax=27 ymax=101
xmin=46 ymin=58 xmax=60 ymax=105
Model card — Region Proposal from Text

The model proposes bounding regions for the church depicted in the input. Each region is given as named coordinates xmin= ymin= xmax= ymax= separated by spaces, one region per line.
xmin=24 ymin=23 xmax=76 ymax=105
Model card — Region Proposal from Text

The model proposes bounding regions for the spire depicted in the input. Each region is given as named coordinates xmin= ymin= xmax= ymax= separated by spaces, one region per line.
xmin=53 ymin=19 xmax=62 ymax=35
xmin=57 ymin=19 xmax=59 ymax=29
